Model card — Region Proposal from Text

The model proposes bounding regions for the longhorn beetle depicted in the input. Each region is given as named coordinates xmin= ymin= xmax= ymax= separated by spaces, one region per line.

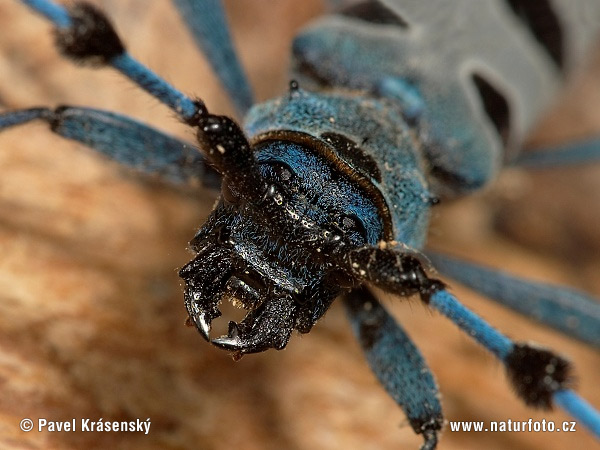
xmin=1 ymin=0 xmax=600 ymax=449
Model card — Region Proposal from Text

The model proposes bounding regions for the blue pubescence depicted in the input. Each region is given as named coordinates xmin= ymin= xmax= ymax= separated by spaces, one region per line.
xmin=11 ymin=0 xmax=600 ymax=442
xmin=345 ymin=288 xmax=442 ymax=448
xmin=182 ymin=133 xmax=390 ymax=345
xmin=172 ymin=0 xmax=254 ymax=116
xmin=430 ymin=289 xmax=512 ymax=359
xmin=21 ymin=0 xmax=198 ymax=120
xmin=0 ymin=108 xmax=51 ymax=129
xmin=255 ymin=140 xmax=383 ymax=245
xmin=428 ymin=251 xmax=600 ymax=347
xmin=245 ymin=88 xmax=432 ymax=249
xmin=0 ymin=106 xmax=211 ymax=186
xmin=554 ymin=390 xmax=600 ymax=437
xmin=51 ymin=106 xmax=207 ymax=184
xmin=110 ymin=54 xmax=198 ymax=119
xmin=291 ymin=17 xmax=502 ymax=195
xmin=22 ymin=0 xmax=70 ymax=26
xmin=373 ymin=76 xmax=424 ymax=123
xmin=186 ymin=198 xmax=346 ymax=338
xmin=512 ymin=137 xmax=600 ymax=168
xmin=428 ymin=288 xmax=599 ymax=430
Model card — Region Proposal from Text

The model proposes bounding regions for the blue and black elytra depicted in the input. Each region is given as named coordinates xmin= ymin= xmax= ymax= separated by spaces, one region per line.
xmin=2 ymin=0 xmax=600 ymax=448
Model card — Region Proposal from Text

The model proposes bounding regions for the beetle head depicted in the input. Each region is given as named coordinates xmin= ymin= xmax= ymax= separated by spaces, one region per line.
xmin=179 ymin=111 xmax=384 ymax=356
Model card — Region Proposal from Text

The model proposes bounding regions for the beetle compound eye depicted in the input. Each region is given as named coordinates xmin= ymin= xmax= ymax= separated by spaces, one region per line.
xmin=264 ymin=183 xmax=285 ymax=207
xmin=215 ymin=224 xmax=233 ymax=247
xmin=265 ymin=161 xmax=296 ymax=184
xmin=274 ymin=163 xmax=293 ymax=182
xmin=340 ymin=215 xmax=357 ymax=231
xmin=336 ymin=213 xmax=368 ymax=243
xmin=221 ymin=179 xmax=241 ymax=204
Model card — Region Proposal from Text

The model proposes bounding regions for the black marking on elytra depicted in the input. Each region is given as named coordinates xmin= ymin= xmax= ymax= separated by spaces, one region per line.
xmin=505 ymin=343 xmax=572 ymax=409
xmin=321 ymin=132 xmax=382 ymax=183
xmin=504 ymin=0 xmax=564 ymax=70
xmin=55 ymin=2 xmax=125 ymax=65
xmin=471 ymin=73 xmax=511 ymax=148
xmin=340 ymin=0 xmax=409 ymax=28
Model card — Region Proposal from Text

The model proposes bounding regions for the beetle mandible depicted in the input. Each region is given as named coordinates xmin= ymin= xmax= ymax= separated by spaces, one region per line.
xmin=1 ymin=0 xmax=600 ymax=450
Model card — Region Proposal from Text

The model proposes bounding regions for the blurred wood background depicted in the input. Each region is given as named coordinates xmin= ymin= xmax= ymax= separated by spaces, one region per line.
xmin=0 ymin=1 xmax=599 ymax=449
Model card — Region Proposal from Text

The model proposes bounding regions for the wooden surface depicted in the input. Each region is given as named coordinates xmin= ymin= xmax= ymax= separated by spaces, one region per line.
xmin=0 ymin=1 xmax=599 ymax=449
